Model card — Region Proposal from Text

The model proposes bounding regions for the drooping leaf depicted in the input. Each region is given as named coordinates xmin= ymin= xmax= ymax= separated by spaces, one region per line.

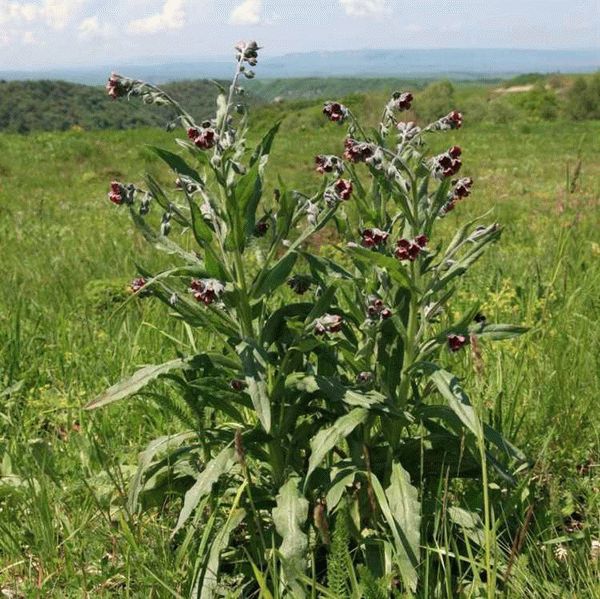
xmin=238 ymin=341 xmax=272 ymax=433
xmin=172 ymin=447 xmax=236 ymax=538
xmin=306 ymin=408 xmax=369 ymax=480
xmin=429 ymin=368 xmax=483 ymax=441
xmin=85 ymin=358 xmax=189 ymax=410
xmin=272 ymin=476 xmax=309 ymax=596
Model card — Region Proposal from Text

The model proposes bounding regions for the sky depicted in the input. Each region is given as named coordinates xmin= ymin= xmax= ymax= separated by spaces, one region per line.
xmin=0 ymin=0 xmax=598 ymax=70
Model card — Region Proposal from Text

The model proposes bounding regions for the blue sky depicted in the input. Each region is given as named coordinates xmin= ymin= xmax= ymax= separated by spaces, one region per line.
xmin=0 ymin=0 xmax=598 ymax=70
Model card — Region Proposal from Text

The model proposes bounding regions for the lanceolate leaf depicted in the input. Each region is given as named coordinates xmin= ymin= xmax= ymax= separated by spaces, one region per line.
xmin=429 ymin=368 xmax=483 ymax=441
xmin=250 ymin=121 xmax=281 ymax=168
xmin=238 ymin=341 xmax=272 ymax=433
xmin=306 ymin=408 xmax=369 ymax=480
xmin=385 ymin=463 xmax=421 ymax=593
xmin=149 ymin=145 xmax=202 ymax=183
xmin=252 ymin=251 xmax=298 ymax=298
xmin=85 ymin=358 xmax=189 ymax=410
xmin=198 ymin=507 xmax=246 ymax=599
xmin=172 ymin=447 xmax=236 ymax=538
xmin=272 ymin=476 xmax=309 ymax=595
xmin=469 ymin=323 xmax=529 ymax=340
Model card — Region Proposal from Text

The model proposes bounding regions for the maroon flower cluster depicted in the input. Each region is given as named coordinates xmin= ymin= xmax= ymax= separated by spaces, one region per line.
xmin=189 ymin=279 xmax=224 ymax=305
xmin=315 ymin=314 xmax=343 ymax=335
xmin=367 ymin=298 xmax=392 ymax=321
xmin=288 ymin=275 xmax=312 ymax=295
xmin=361 ymin=228 xmax=389 ymax=248
xmin=334 ymin=179 xmax=353 ymax=201
xmin=447 ymin=334 xmax=468 ymax=352
xmin=392 ymin=91 xmax=413 ymax=111
xmin=323 ymin=102 xmax=348 ymax=123
xmin=315 ymin=155 xmax=343 ymax=175
xmin=130 ymin=277 xmax=147 ymax=294
xmin=395 ymin=235 xmax=428 ymax=261
xmin=442 ymin=111 xmax=463 ymax=130
xmin=442 ymin=177 xmax=474 ymax=214
xmin=343 ymin=138 xmax=375 ymax=163
xmin=188 ymin=126 xmax=218 ymax=150
xmin=108 ymin=181 xmax=124 ymax=205
xmin=433 ymin=146 xmax=462 ymax=178
xmin=106 ymin=74 xmax=130 ymax=100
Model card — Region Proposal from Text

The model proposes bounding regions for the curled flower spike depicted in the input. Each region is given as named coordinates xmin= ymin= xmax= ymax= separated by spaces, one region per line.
xmin=315 ymin=155 xmax=344 ymax=175
xmin=314 ymin=314 xmax=343 ymax=335
xmin=106 ymin=73 xmax=131 ymax=99
xmin=189 ymin=278 xmax=225 ymax=305
xmin=343 ymin=138 xmax=375 ymax=163
xmin=334 ymin=179 xmax=353 ymax=201
xmin=323 ymin=102 xmax=348 ymax=123
xmin=453 ymin=177 xmax=474 ymax=199
xmin=288 ymin=275 xmax=312 ymax=295
xmin=361 ymin=228 xmax=389 ymax=248
xmin=188 ymin=126 xmax=218 ymax=150
xmin=108 ymin=181 xmax=124 ymax=205
xmin=130 ymin=277 xmax=147 ymax=294
xmin=395 ymin=236 xmax=427 ymax=261
xmin=235 ymin=40 xmax=260 ymax=65
xmin=447 ymin=334 xmax=468 ymax=352
xmin=392 ymin=91 xmax=413 ymax=111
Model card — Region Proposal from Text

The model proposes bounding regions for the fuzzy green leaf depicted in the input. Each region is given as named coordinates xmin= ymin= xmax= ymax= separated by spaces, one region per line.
xmin=148 ymin=145 xmax=202 ymax=182
xmin=253 ymin=251 xmax=298 ymax=298
xmin=239 ymin=341 xmax=271 ymax=433
xmin=85 ymin=358 xmax=189 ymax=410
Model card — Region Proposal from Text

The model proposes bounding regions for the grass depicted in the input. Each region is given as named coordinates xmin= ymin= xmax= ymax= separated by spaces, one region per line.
xmin=0 ymin=100 xmax=599 ymax=596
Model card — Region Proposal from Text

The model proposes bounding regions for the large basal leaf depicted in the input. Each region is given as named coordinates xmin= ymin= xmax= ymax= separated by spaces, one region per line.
xmin=272 ymin=476 xmax=309 ymax=596
xmin=85 ymin=358 xmax=189 ymax=410
xmin=306 ymin=408 xmax=369 ymax=480
xmin=385 ymin=463 xmax=421 ymax=592
xmin=172 ymin=447 xmax=236 ymax=538
xmin=429 ymin=368 xmax=483 ymax=441
xmin=238 ymin=341 xmax=272 ymax=433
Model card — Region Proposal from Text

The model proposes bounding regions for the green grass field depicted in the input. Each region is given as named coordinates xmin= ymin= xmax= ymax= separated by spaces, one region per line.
xmin=0 ymin=94 xmax=599 ymax=596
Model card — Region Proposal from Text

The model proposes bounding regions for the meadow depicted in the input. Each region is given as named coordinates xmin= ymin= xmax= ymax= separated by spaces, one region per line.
xmin=0 ymin=85 xmax=599 ymax=597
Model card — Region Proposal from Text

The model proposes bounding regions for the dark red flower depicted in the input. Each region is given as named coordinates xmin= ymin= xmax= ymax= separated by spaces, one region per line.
xmin=323 ymin=102 xmax=348 ymax=123
xmin=315 ymin=154 xmax=342 ymax=174
xmin=393 ymin=91 xmax=413 ymax=111
xmin=453 ymin=177 xmax=473 ymax=199
xmin=288 ymin=275 xmax=312 ymax=295
xmin=334 ymin=179 xmax=353 ymax=201
xmin=434 ymin=150 xmax=462 ymax=178
xmin=188 ymin=127 xmax=217 ymax=150
xmin=447 ymin=334 xmax=468 ymax=352
xmin=106 ymin=74 xmax=129 ymax=99
xmin=395 ymin=237 xmax=424 ymax=261
xmin=130 ymin=277 xmax=147 ymax=294
xmin=343 ymin=138 xmax=374 ymax=163
xmin=190 ymin=278 xmax=225 ymax=305
xmin=448 ymin=145 xmax=462 ymax=159
xmin=447 ymin=111 xmax=463 ymax=129
xmin=229 ymin=379 xmax=246 ymax=391
xmin=381 ymin=308 xmax=392 ymax=319
xmin=361 ymin=227 xmax=389 ymax=248
xmin=108 ymin=181 xmax=123 ymax=205
xmin=414 ymin=234 xmax=428 ymax=248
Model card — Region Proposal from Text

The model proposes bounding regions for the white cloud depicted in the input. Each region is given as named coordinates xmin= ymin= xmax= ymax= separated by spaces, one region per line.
xmin=22 ymin=30 xmax=35 ymax=43
xmin=229 ymin=0 xmax=262 ymax=26
xmin=339 ymin=0 xmax=388 ymax=17
xmin=0 ymin=0 xmax=85 ymax=29
xmin=78 ymin=15 xmax=111 ymax=39
xmin=127 ymin=0 xmax=186 ymax=35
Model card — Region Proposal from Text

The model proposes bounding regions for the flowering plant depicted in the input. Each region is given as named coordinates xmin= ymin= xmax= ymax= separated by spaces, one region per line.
xmin=88 ymin=42 xmax=527 ymax=595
